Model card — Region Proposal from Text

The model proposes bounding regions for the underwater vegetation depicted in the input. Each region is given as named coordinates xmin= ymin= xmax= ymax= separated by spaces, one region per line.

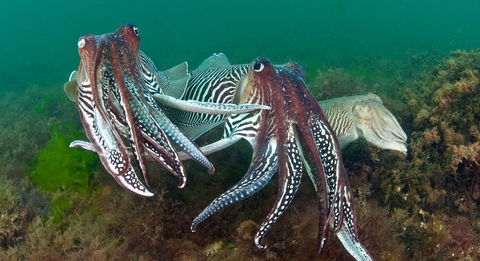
xmin=28 ymin=123 xmax=98 ymax=197
xmin=27 ymin=123 xmax=99 ymax=223
xmin=388 ymin=49 xmax=480 ymax=259
xmin=0 ymin=49 xmax=479 ymax=260
xmin=337 ymin=49 xmax=480 ymax=260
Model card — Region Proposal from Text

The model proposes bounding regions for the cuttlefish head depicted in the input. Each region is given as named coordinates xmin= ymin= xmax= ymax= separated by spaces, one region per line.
xmin=64 ymin=24 xmax=141 ymax=103
xmin=353 ymin=95 xmax=408 ymax=153
xmin=77 ymin=24 xmax=141 ymax=98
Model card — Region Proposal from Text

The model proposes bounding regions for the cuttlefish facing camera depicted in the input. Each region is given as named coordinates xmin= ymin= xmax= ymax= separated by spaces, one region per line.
xmin=63 ymin=25 xmax=268 ymax=196
xmin=189 ymin=57 xmax=373 ymax=260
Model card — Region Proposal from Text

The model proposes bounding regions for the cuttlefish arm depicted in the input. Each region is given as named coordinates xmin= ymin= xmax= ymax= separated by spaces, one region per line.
xmin=192 ymin=137 xmax=279 ymax=231
xmin=71 ymin=57 xmax=152 ymax=197
xmin=190 ymin=58 xmax=373 ymax=260
xmin=153 ymin=93 xmax=270 ymax=115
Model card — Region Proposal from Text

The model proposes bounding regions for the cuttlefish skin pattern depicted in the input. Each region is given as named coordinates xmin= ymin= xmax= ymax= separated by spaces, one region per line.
xmin=70 ymin=24 xmax=215 ymax=196
xmin=319 ymin=93 xmax=407 ymax=152
xmin=191 ymin=57 xmax=373 ymax=260
xmin=166 ymin=53 xmax=406 ymax=159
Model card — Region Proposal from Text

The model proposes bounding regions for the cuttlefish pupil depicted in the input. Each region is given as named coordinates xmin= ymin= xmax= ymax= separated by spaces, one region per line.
xmin=253 ymin=61 xmax=264 ymax=72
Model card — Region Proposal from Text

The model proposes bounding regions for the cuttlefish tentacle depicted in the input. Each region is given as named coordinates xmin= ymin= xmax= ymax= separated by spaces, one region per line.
xmin=191 ymin=104 xmax=272 ymax=230
xmin=121 ymin=75 xmax=183 ymax=188
xmin=191 ymin=138 xmax=278 ymax=232
xmin=140 ymin=79 xmax=215 ymax=180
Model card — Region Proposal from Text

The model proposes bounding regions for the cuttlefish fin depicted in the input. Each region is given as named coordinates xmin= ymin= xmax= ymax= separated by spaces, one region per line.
xmin=158 ymin=61 xmax=190 ymax=99
xmin=63 ymin=70 xmax=78 ymax=103
xmin=337 ymin=135 xmax=358 ymax=149
xmin=181 ymin=121 xmax=225 ymax=141
xmin=195 ymin=53 xmax=231 ymax=70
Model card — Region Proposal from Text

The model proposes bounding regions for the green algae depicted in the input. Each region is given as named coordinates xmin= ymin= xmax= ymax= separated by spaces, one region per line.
xmin=27 ymin=123 xmax=98 ymax=223
xmin=28 ymin=123 xmax=97 ymax=197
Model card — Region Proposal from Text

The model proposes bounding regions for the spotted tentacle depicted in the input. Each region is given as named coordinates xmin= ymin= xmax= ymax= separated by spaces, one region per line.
xmin=309 ymin=116 xmax=342 ymax=231
xmin=191 ymin=138 xmax=278 ymax=231
xmin=139 ymin=56 xmax=216 ymax=175
xmin=254 ymin=125 xmax=303 ymax=249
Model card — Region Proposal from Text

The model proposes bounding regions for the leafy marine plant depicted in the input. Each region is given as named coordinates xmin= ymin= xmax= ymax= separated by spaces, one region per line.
xmin=28 ymin=123 xmax=98 ymax=222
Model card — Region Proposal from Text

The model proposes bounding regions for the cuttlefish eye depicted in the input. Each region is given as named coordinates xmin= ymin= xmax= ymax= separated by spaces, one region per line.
xmin=253 ymin=61 xmax=264 ymax=72
xmin=133 ymin=26 xmax=139 ymax=36
xmin=78 ymin=38 xmax=86 ymax=49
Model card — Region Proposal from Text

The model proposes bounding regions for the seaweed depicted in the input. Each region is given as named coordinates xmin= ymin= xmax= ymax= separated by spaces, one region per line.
xmin=28 ymin=123 xmax=97 ymax=197
xmin=27 ymin=123 xmax=98 ymax=223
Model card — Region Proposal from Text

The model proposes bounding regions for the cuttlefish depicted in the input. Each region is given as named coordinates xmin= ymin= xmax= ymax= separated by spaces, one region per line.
xmin=63 ymin=25 xmax=268 ymax=196
xmin=160 ymin=53 xmax=407 ymax=156
xmin=319 ymin=93 xmax=407 ymax=152
xmin=184 ymin=57 xmax=373 ymax=260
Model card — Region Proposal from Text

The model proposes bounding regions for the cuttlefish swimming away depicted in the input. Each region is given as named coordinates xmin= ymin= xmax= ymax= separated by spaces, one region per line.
xmin=63 ymin=25 xmax=268 ymax=196
xmin=168 ymin=57 xmax=374 ymax=260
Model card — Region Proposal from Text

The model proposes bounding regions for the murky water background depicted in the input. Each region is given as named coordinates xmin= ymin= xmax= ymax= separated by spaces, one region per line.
xmin=1 ymin=1 xmax=479 ymax=89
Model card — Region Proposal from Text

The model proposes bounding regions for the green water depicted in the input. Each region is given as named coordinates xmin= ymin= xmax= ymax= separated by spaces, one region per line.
xmin=1 ymin=0 xmax=479 ymax=89
xmin=1 ymin=1 xmax=480 ymax=260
